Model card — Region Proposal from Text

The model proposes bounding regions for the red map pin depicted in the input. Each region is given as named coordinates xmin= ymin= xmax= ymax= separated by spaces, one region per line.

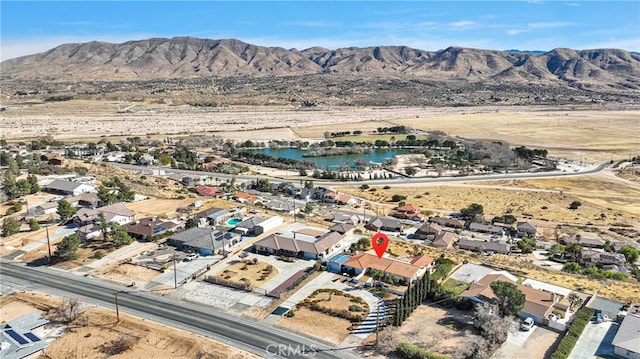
xmin=371 ymin=232 xmax=389 ymax=259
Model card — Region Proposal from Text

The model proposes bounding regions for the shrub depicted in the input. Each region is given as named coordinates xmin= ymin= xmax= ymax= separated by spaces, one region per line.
xmin=99 ymin=333 xmax=139 ymax=355
xmin=94 ymin=250 xmax=105 ymax=259
xmin=396 ymin=343 xmax=450 ymax=359
xmin=550 ymin=307 xmax=595 ymax=359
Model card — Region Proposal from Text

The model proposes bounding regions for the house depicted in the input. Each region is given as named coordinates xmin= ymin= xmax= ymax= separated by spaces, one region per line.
xmin=125 ymin=217 xmax=178 ymax=241
xmin=462 ymin=273 xmax=558 ymax=324
xmin=43 ymin=179 xmax=96 ymax=196
xmin=414 ymin=223 xmax=443 ymax=241
xmin=612 ymin=241 xmax=640 ymax=253
xmin=517 ymin=221 xmax=537 ymax=238
xmin=335 ymin=193 xmax=356 ymax=205
xmin=392 ymin=204 xmax=423 ymax=221
xmin=1 ymin=313 xmax=50 ymax=359
xmin=340 ymin=251 xmax=430 ymax=284
xmin=457 ymin=237 xmax=511 ymax=254
xmin=265 ymin=200 xmax=298 ymax=214
xmin=612 ymin=314 xmax=640 ymax=359
xmin=469 ymin=222 xmax=504 ymax=236
xmin=253 ymin=230 xmax=345 ymax=260
xmin=325 ymin=213 xmax=361 ymax=226
xmin=73 ymin=203 xmax=136 ymax=240
xmin=66 ymin=192 xmax=100 ymax=208
xmin=29 ymin=201 xmax=58 ymax=216
xmin=429 ymin=216 xmax=465 ymax=229
xmin=328 ymin=223 xmax=355 ymax=240
xmin=432 ymin=231 xmax=456 ymax=249
xmin=578 ymin=237 xmax=605 ymax=249
xmin=195 ymin=186 xmax=223 ymax=197
xmin=194 ymin=207 xmax=230 ymax=226
xmin=137 ymin=154 xmax=156 ymax=166
xmin=233 ymin=192 xmax=259 ymax=205
xmin=365 ymin=217 xmax=402 ymax=232
xmin=169 ymin=227 xmax=238 ymax=256
xmin=41 ymin=153 xmax=64 ymax=166
xmin=581 ymin=250 xmax=627 ymax=267
xmin=234 ymin=216 xmax=283 ymax=236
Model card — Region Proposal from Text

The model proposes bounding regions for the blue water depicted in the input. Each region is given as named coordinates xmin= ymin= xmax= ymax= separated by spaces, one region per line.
xmin=255 ymin=148 xmax=411 ymax=169
xmin=226 ymin=218 xmax=242 ymax=226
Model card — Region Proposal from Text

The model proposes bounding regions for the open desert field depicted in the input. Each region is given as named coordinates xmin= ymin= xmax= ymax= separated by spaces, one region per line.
xmin=0 ymin=291 xmax=258 ymax=359
xmin=343 ymin=173 xmax=640 ymax=230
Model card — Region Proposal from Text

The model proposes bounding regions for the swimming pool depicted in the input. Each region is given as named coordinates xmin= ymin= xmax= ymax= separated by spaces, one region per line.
xmin=226 ymin=217 xmax=242 ymax=226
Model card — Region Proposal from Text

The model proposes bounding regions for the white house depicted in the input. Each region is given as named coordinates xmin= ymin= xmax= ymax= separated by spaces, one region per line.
xmin=43 ymin=179 xmax=96 ymax=197
xmin=613 ymin=313 xmax=640 ymax=359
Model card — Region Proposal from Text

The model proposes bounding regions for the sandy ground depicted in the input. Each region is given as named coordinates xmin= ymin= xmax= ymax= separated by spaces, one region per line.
xmin=392 ymin=305 xmax=481 ymax=359
xmin=124 ymin=197 xmax=201 ymax=218
xmin=276 ymin=306 xmax=352 ymax=345
xmin=95 ymin=263 xmax=161 ymax=288
xmin=0 ymin=292 xmax=258 ymax=359
xmin=342 ymin=172 xmax=640 ymax=229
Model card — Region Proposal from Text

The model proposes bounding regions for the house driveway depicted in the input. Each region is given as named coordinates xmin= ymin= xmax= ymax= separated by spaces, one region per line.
xmin=492 ymin=324 xmax=560 ymax=359
xmin=567 ymin=320 xmax=618 ymax=359
xmin=146 ymin=255 xmax=223 ymax=289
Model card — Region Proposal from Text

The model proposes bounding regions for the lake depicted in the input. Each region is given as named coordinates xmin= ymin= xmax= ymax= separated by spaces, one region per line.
xmin=255 ymin=147 xmax=411 ymax=169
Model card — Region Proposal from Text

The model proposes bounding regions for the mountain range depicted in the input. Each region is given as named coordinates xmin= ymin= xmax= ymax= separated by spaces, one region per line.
xmin=2 ymin=37 xmax=640 ymax=92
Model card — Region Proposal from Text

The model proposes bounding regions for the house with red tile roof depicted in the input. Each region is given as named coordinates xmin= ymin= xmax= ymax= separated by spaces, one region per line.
xmin=195 ymin=185 xmax=223 ymax=197
xmin=392 ymin=203 xmax=423 ymax=221
xmin=233 ymin=191 xmax=259 ymax=205
xmin=340 ymin=251 xmax=432 ymax=284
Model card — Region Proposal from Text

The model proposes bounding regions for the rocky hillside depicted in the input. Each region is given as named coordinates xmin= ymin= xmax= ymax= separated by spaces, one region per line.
xmin=2 ymin=37 xmax=640 ymax=92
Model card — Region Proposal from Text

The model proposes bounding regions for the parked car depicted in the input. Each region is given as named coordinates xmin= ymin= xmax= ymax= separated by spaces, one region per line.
xmin=184 ymin=253 xmax=198 ymax=261
xmin=520 ymin=317 xmax=534 ymax=331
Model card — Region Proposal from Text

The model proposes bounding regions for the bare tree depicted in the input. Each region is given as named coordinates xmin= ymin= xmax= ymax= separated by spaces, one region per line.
xmin=53 ymin=298 xmax=82 ymax=323
xmin=100 ymin=333 xmax=139 ymax=355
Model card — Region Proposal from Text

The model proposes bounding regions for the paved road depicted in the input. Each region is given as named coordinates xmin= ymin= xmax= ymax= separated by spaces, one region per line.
xmin=113 ymin=161 xmax=609 ymax=187
xmin=0 ymin=260 xmax=359 ymax=359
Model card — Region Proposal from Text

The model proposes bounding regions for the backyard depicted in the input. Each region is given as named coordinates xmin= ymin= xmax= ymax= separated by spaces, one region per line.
xmin=277 ymin=289 xmax=369 ymax=345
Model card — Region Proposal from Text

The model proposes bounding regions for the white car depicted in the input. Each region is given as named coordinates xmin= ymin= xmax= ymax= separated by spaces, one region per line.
xmin=520 ymin=317 xmax=534 ymax=331
xmin=184 ymin=253 xmax=198 ymax=261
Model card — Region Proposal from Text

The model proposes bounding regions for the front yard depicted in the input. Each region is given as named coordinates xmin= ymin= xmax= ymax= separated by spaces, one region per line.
xmin=213 ymin=258 xmax=278 ymax=285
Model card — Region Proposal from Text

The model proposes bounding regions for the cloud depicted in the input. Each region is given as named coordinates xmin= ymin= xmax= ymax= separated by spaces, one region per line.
xmin=448 ymin=20 xmax=477 ymax=29
xmin=564 ymin=3 xmax=580 ymax=6
xmin=506 ymin=29 xmax=529 ymax=35
xmin=528 ymin=21 xmax=573 ymax=29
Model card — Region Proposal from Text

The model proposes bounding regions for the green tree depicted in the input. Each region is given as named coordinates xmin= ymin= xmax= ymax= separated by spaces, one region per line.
xmin=55 ymin=233 xmax=80 ymax=261
xmin=404 ymin=166 xmax=418 ymax=177
xmin=565 ymin=243 xmax=583 ymax=261
xmin=185 ymin=217 xmax=198 ymax=229
xmin=96 ymin=212 xmax=109 ymax=241
xmin=26 ymin=175 xmax=40 ymax=194
xmin=110 ymin=223 xmax=133 ymax=247
xmin=97 ymin=185 xmax=117 ymax=205
xmin=303 ymin=202 xmax=314 ymax=214
xmin=29 ymin=218 xmax=40 ymax=231
xmin=56 ymin=199 xmax=76 ymax=221
xmin=2 ymin=218 xmax=21 ymax=237
xmin=461 ymin=203 xmax=484 ymax=219
xmin=490 ymin=280 xmax=525 ymax=317
xmin=619 ymin=244 xmax=639 ymax=264
xmin=562 ymin=262 xmax=582 ymax=273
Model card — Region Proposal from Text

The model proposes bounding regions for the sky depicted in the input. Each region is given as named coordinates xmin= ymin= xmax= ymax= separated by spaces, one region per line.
xmin=1 ymin=1 xmax=639 ymax=61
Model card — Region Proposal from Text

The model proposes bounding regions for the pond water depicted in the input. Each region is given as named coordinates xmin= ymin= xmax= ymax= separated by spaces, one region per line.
xmin=255 ymin=147 xmax=411 ymax=169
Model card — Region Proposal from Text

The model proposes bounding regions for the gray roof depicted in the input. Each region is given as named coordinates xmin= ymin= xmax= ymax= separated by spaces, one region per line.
xmin=578 ymin=237 xmax=605 ymax=247
xmin=1 ymin=313 xmax=49 ymax=359
xmin=43 ymin=179 xmax=82 ymax=192
xmin=366 ymin=216 xmax=402 ymax=230
xmin=329 ymin=223 xmax=355 ymax=234
xmin=469 ymin=222 xmax=504 ymax=234
xmin=169 ymin=227 xmax=236 ymax=250
xmin=235 ymin=217 xmax=266 ymax=229
xmin=457 ymin=238 xmax=510 ymax=253
xmin=612 ymin=313 xmax=640 ymax=352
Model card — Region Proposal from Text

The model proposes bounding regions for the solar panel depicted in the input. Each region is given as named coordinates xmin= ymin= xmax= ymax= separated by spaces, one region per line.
xmin=5 ymin=329 xmax=29 ymax=345
xmin=24 ymin=332 xmax=41 ymax=342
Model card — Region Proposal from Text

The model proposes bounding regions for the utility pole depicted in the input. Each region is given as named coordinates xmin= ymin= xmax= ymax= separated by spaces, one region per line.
xmin=45 ymin=217 xmax=52 ymax=263
xmin=173 ymin=254 xmax=177 ymax=289
xmin=114 ymin=292 xmax=120 ymax=322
